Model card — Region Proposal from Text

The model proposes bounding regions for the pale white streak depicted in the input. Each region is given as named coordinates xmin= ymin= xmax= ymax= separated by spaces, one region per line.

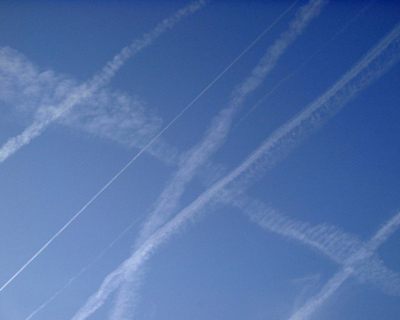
xmin=229 ymin=195 xmax=400 ymax=296
xmin=288 ymin=211 xmax=400 ymax=320
xmin=288 ymin=268 xmax=353 ymax=320
xmin=135 ymin=0 xmax=307 ymax=248
xmin=0 ymin=47 xmax=178 ymax=164
xmin=237 ymin=0 xmax=376 ymax=126
xmin=0 ymin=0 xmax=208 ymax=294
xmin=13 ymin=1 xmax=303 ymax=315
xmin=0 ymin=0 xmax=207 ymax=164
xmin=23 ymin=215 xmax=144 ymax=320
xmin=229 ymin=195 xmax=363 ymax=265
xmin=111 ymin=1 xmax=327 ymax=318
xmin=72 ymin=7 xmax=400 ymax=320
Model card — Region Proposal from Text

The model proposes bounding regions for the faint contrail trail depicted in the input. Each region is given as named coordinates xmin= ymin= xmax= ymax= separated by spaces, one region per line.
xmin=228 ymin=195 xmax=400 ymax=296
xmin=0 ymin=0 xmax=207 ymax=164
xmin=24 ymin=215 xmax=145 ymax=320
xmin=135 ymin=0 xmax=306 ymax=248
xmin=0 ymin=0 xmax=301 ymax=299
xmin=236 ymin=0 xmax=376 ymax=127
xmin=111 ymin=0 xmax=325 ymax=316
xmin=288 ymin=211 xmax=400 ymax=320
xmin=0 ymin=0 xmax=209 ymax=294
xmin=72 ymin=11 xmax=400 ymax=320
xmin=24 ymin=0 xmax=307 ymax=316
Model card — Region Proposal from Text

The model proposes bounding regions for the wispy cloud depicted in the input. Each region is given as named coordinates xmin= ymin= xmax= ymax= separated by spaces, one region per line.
xmin=70 ymin=3 xmax=400 ymax=319
xmin=0 ymin=0 xmax=207 ymax=164
xmin=288 ymin=211 xmax=400 ymax=320
xmin=0 ymin=0 xmax=208 ymax=294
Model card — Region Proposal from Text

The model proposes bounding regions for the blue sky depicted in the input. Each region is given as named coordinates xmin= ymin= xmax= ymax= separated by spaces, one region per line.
xmin=1 ymin=0 xmax=400 ymax=319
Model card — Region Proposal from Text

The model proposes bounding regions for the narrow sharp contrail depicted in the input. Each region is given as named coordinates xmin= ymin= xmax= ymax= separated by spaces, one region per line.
xmin=135 ymin=0 xmax=304 ymax=249
xmin=24 ymin=215 xmax=144 ymax=320
xmin=111 ymin=0 xmax=325 ymax=317
xmin=71 ymin=8 xmax=400 ymax=320
xmin=0 ymin=0 xmax=302 ymax=301
xmin=23 ymin=0 xmax=301 ymax=316
xmin=0 ymin=0 xmax=207 ymax=164
xmin=288 ymin=211 xmax=400 ymax=320
xmin=0 ymin=0 xmax=208 ymax=294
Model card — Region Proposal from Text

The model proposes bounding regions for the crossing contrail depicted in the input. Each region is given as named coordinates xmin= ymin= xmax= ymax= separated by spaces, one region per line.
xmin=288 ymin=211 xmax=400 ymax=320
xmin=71 ymin=10 xmax=400 ymax=320
xmin=111 ymin=0 xmax=325 ymax=317
xmin=25 ymin=1 xmax=307 ymax=318
xmin=0 ymin=0 xmax=207 ymax=164
xmin=228 ymin=195 xmax=400 ymax=296
xmin=135 ymin=0 xmax=310 ymax=249
xmin=1 ymin=0 xmax=302 ymax=302
xmin=0 ymin=0 xmax=208 ymax=294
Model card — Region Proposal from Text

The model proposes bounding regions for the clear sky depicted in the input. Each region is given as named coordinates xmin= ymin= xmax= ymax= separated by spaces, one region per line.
xmin=1 ymin=1 xmax=400 ymax=319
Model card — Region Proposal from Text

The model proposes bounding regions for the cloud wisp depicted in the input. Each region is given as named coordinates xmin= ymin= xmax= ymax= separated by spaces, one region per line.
xmin=0 ymin=0 xmax=207 ymax=164
xmin=70 ymin=8 xmax=400 ymax=320
xmin=0 ymin=0 xmax=208 ymax=294
xmin=288 ymin=211 xmax=400 ymax=320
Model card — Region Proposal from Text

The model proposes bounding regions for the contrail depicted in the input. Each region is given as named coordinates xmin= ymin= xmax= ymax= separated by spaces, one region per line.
xmin=112 ymin=0 xmax=323 ymax=316
xmin=0 ymin=0 xmax=207 ymax=164
xmin=288 ymin=211 xmax=400 ymax=320
xmin=135 ymin=0 xmax=308 ymax=248
xmin=0 ymin=0 xmax=208 ymax=294
xmin=236 ymin=0 xmax=376 ymax=127
xmin=228 ymin=195 xmax=400 ymax=296
xmin=4 ymin=0 xmax=302 ymax=304
xmin=71 ymin=12 xmax=400 ymax=320
xmin=24 ymin=214 xmax=144 ymax=320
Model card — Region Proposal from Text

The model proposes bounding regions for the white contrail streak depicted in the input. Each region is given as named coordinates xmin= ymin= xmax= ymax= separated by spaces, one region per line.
xmin=228 ymin=195 xmax=400 ymax=296
xmin=111 ymin=0 xmax=322 ymax=316
xmin=236 ymin=0 xmax=376 ymax=127
xmin=8 ymin=0 xmax=303 ymax=308
xmin=0 ymin=0 xmax=207 ymax=164
xmin=288 ymin=211 xmax=400 ymax=320
xmin=135 ymin=0 xmax=304 ymax=248
xmin=24 ymin=215 xmax=144 ymax=320
xmin=0 ymin=0 xmax=208 ymax=294
xmin=71 ymin=11 xmax=400 ymax=320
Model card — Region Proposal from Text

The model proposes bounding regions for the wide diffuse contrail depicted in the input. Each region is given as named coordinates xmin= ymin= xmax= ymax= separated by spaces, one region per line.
xmin=288 ymin=211 xmax=400 ymax=320
xmin=24 ymin=1 xmax=305 ymax=317
xmin=0 ymin=0 xmax=208 ymax=294
xmin=0 ymin=0 xmax=207 ymax=164
xmin=71 ymin=17 xmax=400 ymax=320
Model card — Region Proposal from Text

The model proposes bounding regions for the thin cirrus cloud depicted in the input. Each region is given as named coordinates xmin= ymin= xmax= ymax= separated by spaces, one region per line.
xmin=0 ymin=0 xmax=207 ymax=165
xmin=71 ymin=7 xmax=400 ymax=320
